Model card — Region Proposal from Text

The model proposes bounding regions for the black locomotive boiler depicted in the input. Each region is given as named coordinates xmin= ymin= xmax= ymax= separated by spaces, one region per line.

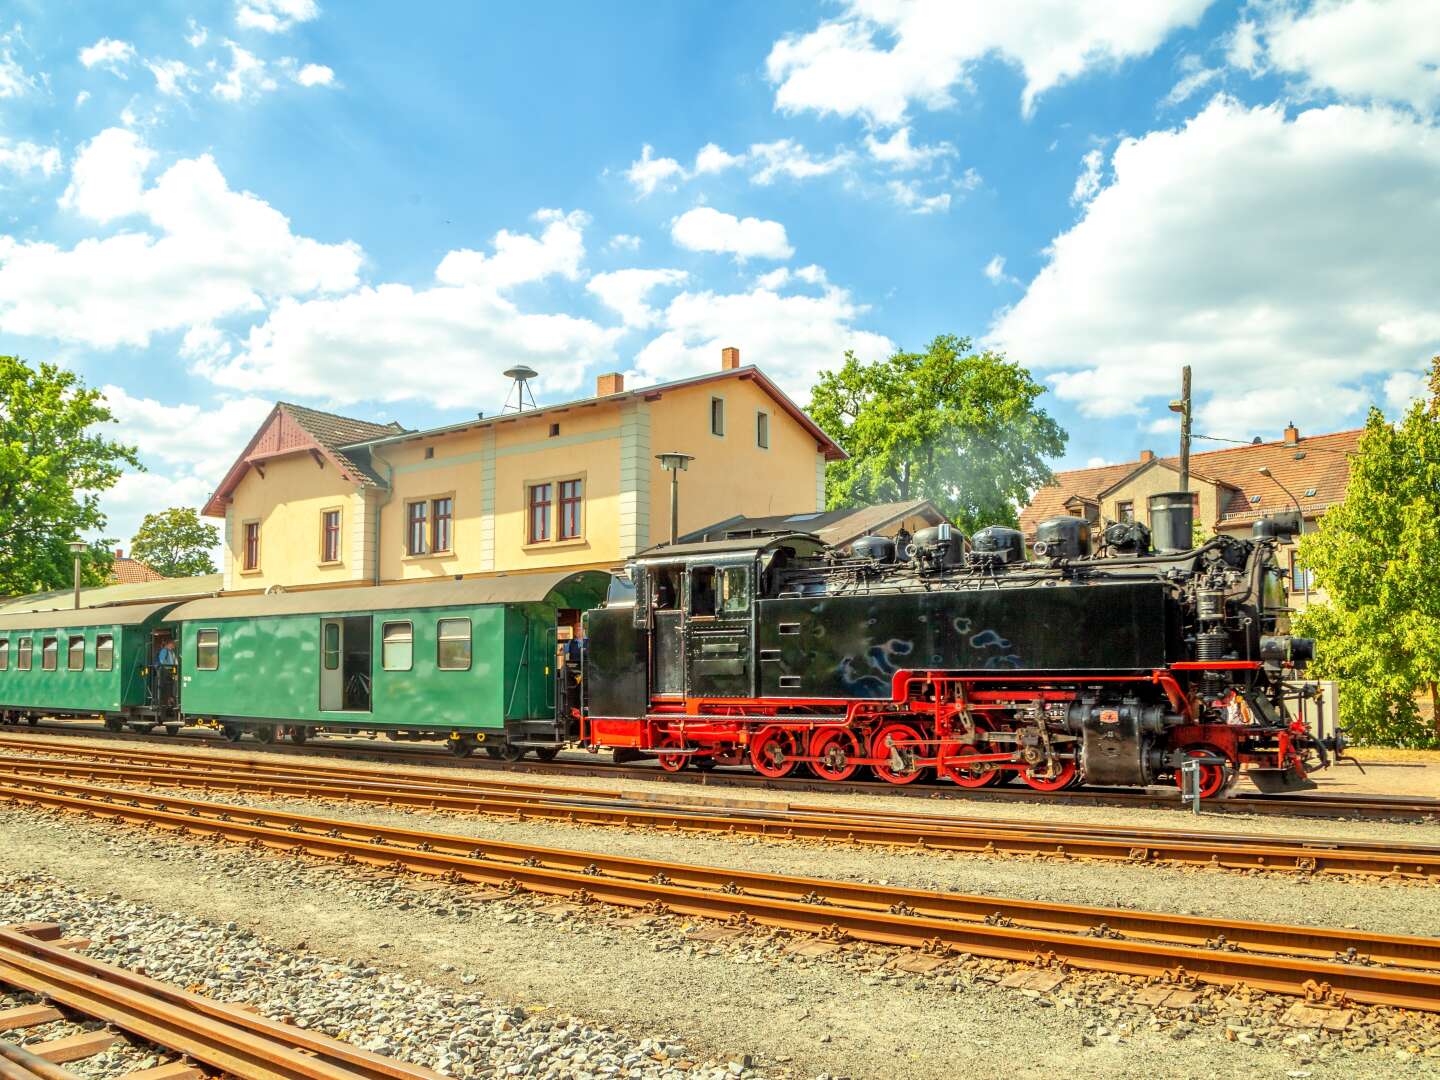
xmin=570 ymin=502 xmax=1329 ymax=798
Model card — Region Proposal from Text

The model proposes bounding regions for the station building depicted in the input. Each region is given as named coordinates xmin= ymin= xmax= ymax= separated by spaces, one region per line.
xmin=201 ymin=349 xmax=846 ymax=594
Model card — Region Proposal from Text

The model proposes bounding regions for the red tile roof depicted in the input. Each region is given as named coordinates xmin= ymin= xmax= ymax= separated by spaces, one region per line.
xmin=109 ymin=557 xmax=164 ymax=584
xmin=1020 ymin=427 xmax=1364 ymax=535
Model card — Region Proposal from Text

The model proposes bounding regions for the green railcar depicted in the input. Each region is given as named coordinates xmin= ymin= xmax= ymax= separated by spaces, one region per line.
xmin=167 ymin=570 xmax=608 ymax=754
xmin=0 ymin=602 xmax=185 ymax=730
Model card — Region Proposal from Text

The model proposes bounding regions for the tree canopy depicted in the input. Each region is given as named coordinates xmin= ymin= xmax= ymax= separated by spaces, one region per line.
xmin=130 ymin=507 xmax=220 ymax=578
xmin=808 ymin=335 xmax=1067 ymax=532
xmin=0 ymin=357 xmax=138 ymax=597
xmin=1296 ymin=359 xmax=1440 ymax=747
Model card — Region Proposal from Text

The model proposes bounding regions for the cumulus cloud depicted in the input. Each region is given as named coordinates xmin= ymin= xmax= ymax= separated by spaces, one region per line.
xmin=1249 ymin=0 xmax=1440 ymax=114
xmin=983 ymin=255 xmax=1019 ymax=286
xmin=435 ymin=209 xmax=588 ymax=289
xmin=607 ymin=234 xmax=642 ymax=252
xmin=212 ymin=44 xmax=277 ymax=100
xmin=670 ymin=207 xmax=794 ymax=261
xmin=887 ymin=179 xmax=950 ymax=214
xmin=78 ymin=38 xmax=135 ymax=73
xmin=988 ymin=97 xmax=1440 ymax=435
xmin=147 ymin=59 xmax=194 ymax=97
xmin=693 ymin=142 xmax=745 ymax=175
xmin=766 ymin=0 xmax=1213 ymax=124
xmin=863 ymin=126 xmax=955 ymax=169
xmin=5 ymin=128 xmax=360 ymax=348
xmin=1164 ymin=56 xmax=1222 ymax=106
xmin=187 ymin=20 xmax=209 ymax=48
xmin=235 ymin=0 xmax=320 ymax=34
xmin=747 ymin=139 xmax=854 ymax=184
xmin=1069 ymin=147 xmax=1104 ymax=204
xmin=626 ymin=139 xmax=852 ymax=194
xmin=586 ymin=267 xmax=688 ymax=327
xmin=631 ymin=279 xmax=894 ymax=401
xmin=0 ymin=137 xmax=61 ymax=181
xmin=293 ymin=62 xmax=334 ymax=87
xmin=0 ymin=31 xmax=35 ymax=99
xmin=625 ymin=145 xmax=687 ymax=196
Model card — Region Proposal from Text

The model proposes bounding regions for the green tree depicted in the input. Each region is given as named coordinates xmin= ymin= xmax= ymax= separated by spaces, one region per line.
xmin=1295 ymin=359 xmax=1440 ymax=747
xmin=808 ymin=335 xmax=1067 ymax=532
xmin=0 ymin=357 xmax=137 ymax=597
xmin=129 ymin=507 xmax=220 ymax=578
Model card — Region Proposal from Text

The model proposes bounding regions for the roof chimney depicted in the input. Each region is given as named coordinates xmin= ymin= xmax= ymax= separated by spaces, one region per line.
xmin=596 ymin=372 xmax=625 ymax=397
xmin=115 ymin=548 xmax=123 ymax=560
xmin=1139 ymin=449 xmax=1154 ymax=463
xmin=1284 ymin=421 xmax=1299 ymax=444
xmin=720 ymin=346 xmax=740 ymax=371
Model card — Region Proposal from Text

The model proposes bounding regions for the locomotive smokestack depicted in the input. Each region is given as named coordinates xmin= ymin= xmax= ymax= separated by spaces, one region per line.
xmin=1148 ymin=492 xmax=1194 ymax=553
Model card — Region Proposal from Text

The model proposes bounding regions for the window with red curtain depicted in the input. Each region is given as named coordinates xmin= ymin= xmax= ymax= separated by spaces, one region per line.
xmin=558 ymin=480 xmax=582 ymax=539
xmin=528 ymin=483 xmax=552 ymax=542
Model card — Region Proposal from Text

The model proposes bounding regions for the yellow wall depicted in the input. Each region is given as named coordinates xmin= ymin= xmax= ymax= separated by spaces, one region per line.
xmin=1102 ymin=465 xmax=1227 ymax=532
xmin=645 ymin=378 xmax=823 ymax=546
xmin=224 ymin=454 xmax=366 ymax=590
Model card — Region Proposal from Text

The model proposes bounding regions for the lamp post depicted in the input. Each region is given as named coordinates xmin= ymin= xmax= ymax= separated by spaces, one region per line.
xmin=655 ymin=452 xmax=695 ymax=545
xmin=1258 ymin=466 xmax=1308 ymax=607
xmin=68 ymin=540 xmax=88 ymax=610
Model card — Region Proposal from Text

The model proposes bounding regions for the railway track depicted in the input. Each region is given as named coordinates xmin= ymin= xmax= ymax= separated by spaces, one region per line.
xmin=4 ymin=721 xmax=1435 ymax=822
xmin=2 ymin=775 xmax=1438 ymax=1013
xmin=0 ymin=923 xmax=442 ymax=1080
xmin=2 ymin=740 xmax=1438 ymax=880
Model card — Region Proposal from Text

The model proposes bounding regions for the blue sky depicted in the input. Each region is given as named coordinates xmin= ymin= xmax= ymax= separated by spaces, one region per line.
xmin=2 ymin=0 xmax=1438 ymax=546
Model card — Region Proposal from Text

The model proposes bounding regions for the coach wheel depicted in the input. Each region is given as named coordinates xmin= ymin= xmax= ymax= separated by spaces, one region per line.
xmin=533 ymin=746 xmax=561 ymax=763
xmin=750 ymin=727 xmax=800 ymax=779
xmin=164 ymin=724 xmax=181 ymax=736
xmin=809 ymin=728 xmax=861 ymax=782
xmin=254 ymin=724 xmax=277 ymax=745
xmin=222 ymin=724 xmax=243 ymax=743
xmin=655 ymin=733 xmax=688 ymax=773
xmin=289 ymin=726 xmax=308 ymax=746
xmin=448 ymin=734 xmax=476 ymax=758
xmin=104 ymin=716 xmax=125 ymax=733
xmin=871 ymin=722 xmax=927 ymax=785
xmin=497 ymin=741 xmax=527 ymax=762
xmin=938 ymin=742 xmax=1001 ymax=789
xmin=1020 ymin=759 xmax=1079 ymax=792
xmin=1175 ymin=746 xmax=1233 ymax=799
xmin=25 ymin=716 xmax=38 ymax=727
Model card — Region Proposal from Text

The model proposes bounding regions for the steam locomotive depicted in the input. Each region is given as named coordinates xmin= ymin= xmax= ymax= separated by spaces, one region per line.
xmin=568 ymin=497 xmax=1330 ymax=797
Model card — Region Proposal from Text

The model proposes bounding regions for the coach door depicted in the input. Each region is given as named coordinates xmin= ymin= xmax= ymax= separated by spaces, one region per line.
xmin=320 ymin=616 xmax=373 ymax=712
xmin=685 ymin=562 xmax=752 ymax=698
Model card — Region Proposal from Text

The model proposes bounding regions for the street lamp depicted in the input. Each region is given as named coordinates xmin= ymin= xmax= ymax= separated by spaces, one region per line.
xmin=1257 ymin=466 xmax=1308 ymax=607
xmin=67 ymin=540 xmax=88 ymax=610
xmin=655 ymin=452 xmax=695 ymax=545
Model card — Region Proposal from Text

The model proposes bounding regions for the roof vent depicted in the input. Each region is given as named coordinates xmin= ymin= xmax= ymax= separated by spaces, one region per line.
xmin=1304 ymin=487 xmax=1317 ymax=498
xmin=503 ymin=366 xmax=538 ymax=413
xmin=1249 ymin=495 xmax=1261 ymax=504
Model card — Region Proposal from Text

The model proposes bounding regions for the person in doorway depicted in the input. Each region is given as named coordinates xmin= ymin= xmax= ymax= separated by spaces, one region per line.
xmin=153 ymin=636 xmax=179 ymax=706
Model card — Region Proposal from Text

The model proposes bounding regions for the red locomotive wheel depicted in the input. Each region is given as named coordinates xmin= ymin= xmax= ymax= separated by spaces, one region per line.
xmin=1020 ymin=759 xmax=1079 ymax=792
xmin=809 ymin=728 xmax=862 ymax=782
xmin=750 ymin=727 xmax=800 ymax=778
xmin=1174 ymin=746 xmax=1232 ymax=799
xmin=655 ymin=733 xmax=688 ymax=773
xmin=937 ymin=741 xmax=1000 ymax=788
xmin=871 ymin=722 xmax=927 ymax=785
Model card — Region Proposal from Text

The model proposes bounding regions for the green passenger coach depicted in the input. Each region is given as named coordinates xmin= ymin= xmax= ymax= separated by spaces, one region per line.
xmin=167 ymin=570 xmax=608 ymax=755
xmin=0 ymin=602 xmax=186 ymax=731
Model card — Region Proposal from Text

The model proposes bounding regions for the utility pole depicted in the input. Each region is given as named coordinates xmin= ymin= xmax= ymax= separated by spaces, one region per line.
xmin=1168 ymin=365 xmax=1192 ymax=492
xmin=68 ymin=540 xmax=88 ymax=610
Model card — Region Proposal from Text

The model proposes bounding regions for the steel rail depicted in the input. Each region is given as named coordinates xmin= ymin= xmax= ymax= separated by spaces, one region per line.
xmin=0 ymin=928 xmax=443 ymax=1080
xmin=2 ymin=756 xmax=1437 ymax=881
xmin=0 ymin=1041 xmax=75 ymax=1080
xmin=3 ymin=775 xmax=1440 ymax=1010
xmin=4 ymin=725 xmax=1439 ymax=821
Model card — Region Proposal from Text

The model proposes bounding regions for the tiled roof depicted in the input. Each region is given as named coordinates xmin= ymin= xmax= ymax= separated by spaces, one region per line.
xmin=279 ymin=402 xmax=405 ymax=488
xmin=682 ymin=499 xmax=948 ymax=547
xmin=1020 ymin=427 xmax=1364 ymax=534
xmin=108 ymin=557 xmax=164 ymax=584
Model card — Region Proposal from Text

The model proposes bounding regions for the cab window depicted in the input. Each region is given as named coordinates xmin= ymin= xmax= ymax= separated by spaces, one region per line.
xmin=689 ymin=567 xmax=717 ymax=617
xmin=382 ymin=622 xmax=413 ymax=671
xmin=720 ymin=566 xmax=749 ymax=615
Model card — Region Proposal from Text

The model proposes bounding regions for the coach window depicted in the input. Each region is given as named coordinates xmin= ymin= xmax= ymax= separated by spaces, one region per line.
xmin=382 ymin=621 xmax=413 ymax=671
xmin=0 ymin=640 xmax=8 ymax=671
xmin=41 ymin=637 xmax=57 ymax=671
xmin=68 ymin=635 xmax=85 ymax=671
xmin=437 ymin=618 xmax=471 ymax=670
xmin=17 ymin=638 xmax=32 ymax=671
xmin=322 ymin=622 xmax=341 ymax=670
xmin=196 ymin=629 xmax=219 ymax=671
xmin=690 ymin=567 xmax=718 ymax=617
xmin=720 ymin=566 xmax=749 ymax=615
xmin=96 ymin=634 xmax=114 ymax=671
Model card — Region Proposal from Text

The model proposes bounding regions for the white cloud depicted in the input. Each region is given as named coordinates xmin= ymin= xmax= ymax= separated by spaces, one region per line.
xmin=983 ymin=254 xmax=1020 ymax=286
xmin=187 ymin=20 xmax=209 ymax=48
xmin=75 ymin=90 xmax=90 ymax=107
xmin=754 ymin=267 xmax=791 ymax=290
xmin=1086 ymin=455 xmax=1109 ymax=467
xmin=7 ymin=128 xmax=361 ymax=348
xmin=435 ymin=208 xmax=588 ymax=289
xmin=1254 ymin=0 xmax=1440 ymax=114
xmin=1226 ymin=19 xmax=1263 ymax=74
xmin=670 ymin=207 xmax=794 ymax=261
xmin=1383 ymin=369 xmax=1430 ymax=413
xmin=59 ymin=128 xmax=156 ymax=223
xmin=1070 ymin=147 xmax=1103 ymax=204
xmin=988 ymin=97 xmax=1440 ymax=435
xmin=887 ymin=179 xmax=950 ymax=214
xmin=213 ymin=44 xmax=278 ymax=100
xmin=78 ymin=38 xmax=135 ymax=73
xmin=147 ymin=59 xmax=194 ymax=97
xmin=1164 ymin=61 xmax=1222 ymax=106
xmin=693 ymin=142 xmax=745 ymax=175
xmin=863 ymin=126 xmax=955 ymax=169
xmin=235 ymin=0 xmax=320 ymax=34
xmin=0 ymin=31 xmax=35 ymax=98
xmin=607 ymin=233 xmax=642 ymax=252
xmin=0 ymin=138 xmax=61 ymax=181
xmin=625 ymin=144 xmax=686 ymax=196
xmin=586 ymin=267 xmax=688 ymax=327
xmin=748 ymin=139 xmax=854 ymax=184
xmin=766 ymin=0 xmax=1214 ymax=124
xmin=632 ymin=279 xmax=894 ymax=402
xmin=293 ymin=62 xmax=334 ymax=87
